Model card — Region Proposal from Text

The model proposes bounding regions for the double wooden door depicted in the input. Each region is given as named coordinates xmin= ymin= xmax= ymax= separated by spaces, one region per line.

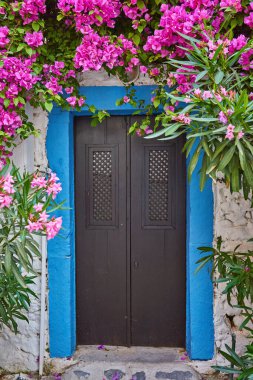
xmin=75 ymin=116 xmax=186 ymax=347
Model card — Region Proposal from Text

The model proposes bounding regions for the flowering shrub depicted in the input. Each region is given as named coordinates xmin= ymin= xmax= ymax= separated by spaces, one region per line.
xmin=0 ymin=165 xmax=62 ymax=331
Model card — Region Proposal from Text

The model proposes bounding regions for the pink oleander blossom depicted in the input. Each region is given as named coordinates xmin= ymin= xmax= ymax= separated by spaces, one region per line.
xmin=34 ymin=203 xmax=43 ymax=212
xmin=46 ymin=173 xmax=62 ymax=199
xmin=225 ymin=124 xmax=235 ymax=140
xmin=219 ymin=111 xmax=228 ymax=124
xmin=202 ymin=91 xmax=213 ymax=100
xmin=26 ymin=219 xmax=44 ymax=233
xmin=31 ymin=175 xmax=47 ymax=189
xmin=46 ymin=217 xmax=62 ymax=240
xmin=172 ymin=114 xmax=191 ymax=124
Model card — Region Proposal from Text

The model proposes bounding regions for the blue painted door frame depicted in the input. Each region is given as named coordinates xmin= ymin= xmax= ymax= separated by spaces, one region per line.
xmin=46 ymin=85 xmax=214 ymax=360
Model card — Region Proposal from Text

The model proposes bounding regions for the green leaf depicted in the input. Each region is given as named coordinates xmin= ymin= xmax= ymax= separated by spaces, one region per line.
xmin=212 ymin=43 xmax=224 ymax=61
xmin=195 ymin=70 xmax=208 ymax=82
xmin=183 ymin=138 xmax=196 ymax=158
xmin=137 ymin=0 xmax=145 ymax=9
xmin=45 ymin=102 xmax=53 ymax=112
xmin=199 ymin=154 xmax=208 ymax=191
xmin=4 ymin=98 xmax=10 ymax=108
xmin=153 ymin=98 xmax=160 ymax=108
xmin=4 ymin=246 xmax=12 ymax=275
xmin=132 ymin=34 xmax=140 ymax=46
xmin=212 ymin=139 xmax=230 ymax=160
xmin=218 ymin=145 xmax=236 ymax=171
xmin=214 ymin=70 xmax=225 ymax=84
xmin=26 ymin=239 xmax=41 ymax=257
xmin=89 ymin=105 xmax=96 ymax=113
xmin=190 ymin=117 xmax=218 ymax=122
xmin=25 ymin=47 xmax=33 ymax=56
xmin=188 ymin=143 xmax=202 ymax=181
xmin=12 ymin=264 xmax=27 ymax=288
xmin=32 ymin=22 xmax=40 ymax=32
xmin=237 ymin=140 xmax=246 ymax=171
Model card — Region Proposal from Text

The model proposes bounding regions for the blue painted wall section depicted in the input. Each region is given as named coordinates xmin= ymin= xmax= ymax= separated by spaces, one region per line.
xmin=46 ymin=85 xmax=214 ymax=359
xmin=47 ymin=110 xmax=76 ymax=357
xmin=186 ymin=150 xmax=214 ymax=359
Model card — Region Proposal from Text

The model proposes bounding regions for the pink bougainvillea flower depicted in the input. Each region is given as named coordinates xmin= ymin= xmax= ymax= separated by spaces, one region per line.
xmin=24 ymin=31 xmax=44 ymax=48
xmin=123 ymin=96 xmax=130 ymax=103
xmin=66 ymin=96 xmax=77 ymax=107
xmin=0 ymin=26 xmax=10 ymax=48
xmin=78 ymin=97 xmax=85 ymax=107
xmin=140 ymin=65 xmax=148 ymax=74
xmin=145 ymin=127 xmax=153 ymax=135
xmin=150 ymin=68 xmax=160 ymax=76
xmin=65 ymin=87 xmax=74 ymax=94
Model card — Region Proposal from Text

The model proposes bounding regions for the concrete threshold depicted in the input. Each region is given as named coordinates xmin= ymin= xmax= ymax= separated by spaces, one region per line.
xmin=60 ymin=345 xmax=200 ymax=380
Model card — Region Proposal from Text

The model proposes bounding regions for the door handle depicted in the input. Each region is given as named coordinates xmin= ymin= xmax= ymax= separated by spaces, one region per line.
xmin=133 ymin=261 xmax=139 ymax=269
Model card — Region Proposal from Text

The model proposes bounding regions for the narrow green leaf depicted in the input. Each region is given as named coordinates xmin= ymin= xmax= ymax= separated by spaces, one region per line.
xmin=218 ymin=145 xmax=236 ymax=171
xmin=200 ymin=154 xmax=208 ymax=191
xmin=4 ymin=246 xmax=12 ymax=275
xmin=214 ymin=70 xmax=225 ymax=84
xmin=188 ymin=143 xmax=201 ymax=181
xmin=195 ymin=70 xmax=208 ymax=82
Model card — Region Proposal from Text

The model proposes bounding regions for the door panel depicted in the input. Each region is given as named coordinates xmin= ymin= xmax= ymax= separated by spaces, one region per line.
xmin=130 ymin=118 xmax=186 ymax=346
xmin=75 ymin=116 xmax=128 ymax=345
xmin=75 ymin=115 xmax=186 ymax=347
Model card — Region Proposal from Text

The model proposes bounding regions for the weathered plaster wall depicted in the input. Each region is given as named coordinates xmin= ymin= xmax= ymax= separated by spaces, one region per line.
xmin=0 ymin=70 xmax=252 ymax=373
xmin=0 ymin=106 xmax=49 ymax=374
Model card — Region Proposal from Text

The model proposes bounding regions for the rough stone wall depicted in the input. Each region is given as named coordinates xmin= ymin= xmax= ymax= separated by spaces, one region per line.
xmin=0 ymin=70 xmax=252 ymax=373
xmin=213 ymin=182 xmax=253 ymax=364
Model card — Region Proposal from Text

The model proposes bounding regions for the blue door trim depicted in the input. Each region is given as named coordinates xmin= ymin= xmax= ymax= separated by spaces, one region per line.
xmin=46 ymin=85 xmax=214 ymax=360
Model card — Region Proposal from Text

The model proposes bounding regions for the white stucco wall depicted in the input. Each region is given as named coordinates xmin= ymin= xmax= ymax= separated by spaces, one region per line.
xmin=0 ymin=71 xmax=252 ymax=374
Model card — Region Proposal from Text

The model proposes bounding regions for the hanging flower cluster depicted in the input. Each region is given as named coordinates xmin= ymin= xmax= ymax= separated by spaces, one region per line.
xmin=0 ymin=174 xmax=14 ymax=208
xmin=26 ymin=173 xmax=62 ymax=239
xmin=0 ymin=169 xmax=63 ymax=240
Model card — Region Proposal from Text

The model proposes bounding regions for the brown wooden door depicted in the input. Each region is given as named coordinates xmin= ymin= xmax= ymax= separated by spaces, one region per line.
xmin=75 ymin=116 xmax=186 ymax=347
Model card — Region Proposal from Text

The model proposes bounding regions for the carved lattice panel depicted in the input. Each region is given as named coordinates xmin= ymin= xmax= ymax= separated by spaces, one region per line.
xmin=92 ymin=151 xmax=113 ymax=222
xmin=148 ymin=150 xmax=169 ymax=222
xmin=87 ymin=146 xmax=117 ymax=227
xmin=143 ymin=146 xmax=175 ymax=228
